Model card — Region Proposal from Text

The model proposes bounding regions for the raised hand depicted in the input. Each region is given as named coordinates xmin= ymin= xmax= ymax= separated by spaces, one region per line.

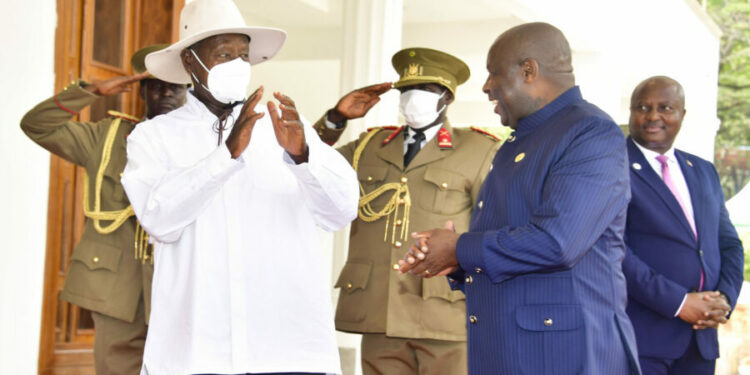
xmin=398 ymin=221 xmax=460 ymax=277
xmin=225 ymin=86 xmax=265 ymax=159
xmin=269 ymin=91 xmax=307 ymax=164
xmin=85 ymin=71 xmax=151 ymax=96
xmin=328 ymin=82 xmax=393 ymax=123
xmin=678 ymin=291 xmax=731 ymax=329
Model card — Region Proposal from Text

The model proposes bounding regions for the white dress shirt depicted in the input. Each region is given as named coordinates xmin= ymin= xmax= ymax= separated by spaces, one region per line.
xmin=122 ymin=92 xmax=358 ymax=375
xmin=403 ymin=124 xmax=442 ymax=154
xmin=632 ymin=139 xmax=694 ymax=316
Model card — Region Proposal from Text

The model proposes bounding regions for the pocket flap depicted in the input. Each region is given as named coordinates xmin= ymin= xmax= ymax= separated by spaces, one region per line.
xmin=423 ymin=167 xmax=466 ymax=192
xmin=358 ymin=166 xmax=388 ymax=184
xmin=70 ymin=241 xmax=123 ymax=272
xmin=515 ymin=304 xmax=582 ymax=331
xmin=334 ymin=261 xmax=373 ymax=293
xmin=422 ymin=276 xmax=465 ymax=302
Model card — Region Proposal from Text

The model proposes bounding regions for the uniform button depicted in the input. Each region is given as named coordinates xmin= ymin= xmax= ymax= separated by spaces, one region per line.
xmin=399 ymin=198 xmax=406 ymax=205
xmin=440 ymin=182 xmax=448 ymax=190
xmin=392 ymin=263 xmax=400 ymax=271
xmin=395 ymin=241 xmax=403 ymax=248
xmin=465 ymin=275 xmax=473 ymax=284
xmin=544 ymin=318 xmax=553 ymax=327
xmin=489 ymin=163 xmax=493 ymax=171
xmin=400 ymin=176 xmax=408 ymax=184
xmin=346 ymin=282 xmax=353 ymax=289
xmin=478 ymin=201 xmax=483 ymax=209
xmin=366 ymin=176 xmax=373 ymax=182
xmin=475 ymin=267 xmax=483 ymax=274
xmin=469 ymin=315 xmax=478 ymax=324
xmin=92 ymin=256 xmax=100 ymax=264
xmin=395 ymin=219 xmax=403 ymax=226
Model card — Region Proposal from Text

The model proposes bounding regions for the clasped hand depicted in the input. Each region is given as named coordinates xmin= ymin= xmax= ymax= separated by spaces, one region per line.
xmin=678 ymin=291 xmax=731 ymax=330
xmin=225 ymin=86 xmax=308 ymax=163
xmin=397 ymin=221 xmax=461 ymax=277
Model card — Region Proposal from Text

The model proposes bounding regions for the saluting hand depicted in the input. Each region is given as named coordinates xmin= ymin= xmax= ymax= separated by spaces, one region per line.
xmin=328 ymin=82 xmax=393 ymax=123
xmin=85 ymin=71 xmax=151 ymax=96
xmin=269 ymin=92 xmax=308 ymax=164
xmin=226 ymin=86 xmax=265 ymax=159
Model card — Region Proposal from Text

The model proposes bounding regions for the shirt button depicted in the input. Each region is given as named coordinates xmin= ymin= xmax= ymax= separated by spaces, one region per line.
xmin=401 ymin=176 xmax=408 ymax=184
xmin=92 ymin=256 xmax=100 ymax=264
xmin=544 ymin=318 xmax=553 ymax=327
xmin=475 ymin=267 xmax=483 ymax=274
xmin=478 ymin=201 xmax=483 ymax=209
xmin=465 ymin=275 xmax=473 ymax=284
xmin=392 ymin=263 xmax=400 ymax=271
xmin=395 ymin=241 xmax=403 ymax=248
xmin=469 ymin=315 xmax=478 ymax=324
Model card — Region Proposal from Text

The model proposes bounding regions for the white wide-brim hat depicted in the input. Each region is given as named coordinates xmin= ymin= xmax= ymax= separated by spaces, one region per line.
xmin=145 ymin=0 xmax=286 ymax=84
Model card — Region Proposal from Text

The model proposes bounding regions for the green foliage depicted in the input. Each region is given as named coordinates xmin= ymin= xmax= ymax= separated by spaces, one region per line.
xmin=705 ymin=0 xmax=750 ymax=198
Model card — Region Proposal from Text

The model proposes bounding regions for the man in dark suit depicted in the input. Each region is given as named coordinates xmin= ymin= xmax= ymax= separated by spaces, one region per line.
xmin=397 ymin=22 xmax=641 ymax=375
xmin=622 ymin=76 xmax=745 ymax=375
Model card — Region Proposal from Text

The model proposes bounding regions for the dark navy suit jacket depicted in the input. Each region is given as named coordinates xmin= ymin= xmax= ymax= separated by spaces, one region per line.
xmin=622 ymin=137 xmax=744 ymax=360
xmin=450 ymin=87 xmax=641 ymax=375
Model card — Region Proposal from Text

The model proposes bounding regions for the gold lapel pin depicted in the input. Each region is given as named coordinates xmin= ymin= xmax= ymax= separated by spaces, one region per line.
xmin=686 ymin=160 xmax=693 ymax=167
xmin=632 ymin=162 xmax=642 ymax=170
xmin=514 ymin=153 xmax=525 ymax=163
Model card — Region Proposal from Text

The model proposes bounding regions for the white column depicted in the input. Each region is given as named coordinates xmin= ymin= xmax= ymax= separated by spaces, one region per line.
xmin=333 ymin=2 xmax=403 ymax=375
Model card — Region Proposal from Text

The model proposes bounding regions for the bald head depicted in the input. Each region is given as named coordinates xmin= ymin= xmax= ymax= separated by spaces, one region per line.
xmin=628 ymin=76 xmax=686 ymax=154
xmin=483 ymin=22 xmax=575 ymax=128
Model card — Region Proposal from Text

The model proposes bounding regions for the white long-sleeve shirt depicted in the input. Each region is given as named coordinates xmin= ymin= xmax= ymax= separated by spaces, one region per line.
xmin=122 ymin=92 xmax=358 ymax=375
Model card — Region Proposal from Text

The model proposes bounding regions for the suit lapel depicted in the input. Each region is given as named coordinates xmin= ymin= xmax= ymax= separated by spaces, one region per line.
xmin=376 ymin=128 xmax=405 ymax=170
xmin=404 ymin=122 xmax=456 ymax=172
xmin=627 ymin=138 xmax=695 ymax=240
xmin=674 ymin=150 xmax=702 ymax=244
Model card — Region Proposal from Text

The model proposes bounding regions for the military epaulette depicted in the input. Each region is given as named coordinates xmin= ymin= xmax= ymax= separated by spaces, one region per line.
xmin=470 ymin=126 xmax=503 ymax=142
xmin=366 ymin=125 xmax=400 ymax=132
xmin=107 ymin=110 xmax=140 ymax=123
xmin=381 ymin=126 xmax=404 ymax=145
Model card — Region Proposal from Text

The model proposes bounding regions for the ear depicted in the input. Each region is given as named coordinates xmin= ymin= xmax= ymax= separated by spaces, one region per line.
xmin=443 ymin=90 xmax=455 ymax=105
xmin=180 ymin=49 xmax=192 ymax=73
xmin=520 ymin=58 xmax=539 ymax=83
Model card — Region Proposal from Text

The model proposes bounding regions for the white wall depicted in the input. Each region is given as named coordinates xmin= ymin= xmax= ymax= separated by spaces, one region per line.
xmin=0 ymin=0 xmax=56 ymax=373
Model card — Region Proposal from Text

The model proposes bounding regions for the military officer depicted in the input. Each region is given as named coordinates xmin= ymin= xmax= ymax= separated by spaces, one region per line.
xmin=314 ymin=47 xmax=502 ymax=375
xmin=20 ymin=45 xmax=187 ymax=375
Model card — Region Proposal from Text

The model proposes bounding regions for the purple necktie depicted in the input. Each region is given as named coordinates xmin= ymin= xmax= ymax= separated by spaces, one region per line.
xmin=656 ymin=154 xmax=703 ymax=290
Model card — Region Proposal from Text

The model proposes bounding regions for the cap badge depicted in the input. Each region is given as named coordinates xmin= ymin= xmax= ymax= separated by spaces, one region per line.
xmin=406 ymin=63 xmax=421 ymax=77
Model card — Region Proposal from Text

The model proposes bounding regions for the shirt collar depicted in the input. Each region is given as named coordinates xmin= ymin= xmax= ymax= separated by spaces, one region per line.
xmin=632 ymin=138 xmax=676 ymax=163
xmin=406 ymin=122 xmax=443 ymax=143
xmin=513 ymin=86 xmax=583 ymax=139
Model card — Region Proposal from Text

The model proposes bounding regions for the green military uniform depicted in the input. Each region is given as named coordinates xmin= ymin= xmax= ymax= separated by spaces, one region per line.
xmin=314 ymin=48 xmax=503 ymax=375
xmin=20 ymin=46 xmax=167 ymax=375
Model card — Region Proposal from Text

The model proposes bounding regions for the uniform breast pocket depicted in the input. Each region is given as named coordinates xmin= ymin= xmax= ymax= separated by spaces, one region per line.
xmin=102 ymin=167 xmax=127 ymax=203
xmin=515 ymin=304 xmax=584 ymax=375
xmin=419 ymin=167 xmax=471 ymax=215
xmin=358 ymin=165 xmax=391 ymax=208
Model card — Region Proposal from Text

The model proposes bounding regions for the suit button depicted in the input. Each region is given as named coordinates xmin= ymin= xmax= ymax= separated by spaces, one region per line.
xmin=92 ymin=256 xmax=100 ymax=264
xmin=469 ymin=315 xmax=478 ymax=324
xmin=544 ymin=318 xmax=553 ymax=327
xmin=400 ymin=176 xmax=408 ymax=184
xmin=392 ymin=263 xmax=400 ymax=271
xmin=475 ymin=267 xmax=483 ymax=274
xmin=699 ymin=249 xmax=704 ymax=257
xmin=346 ymin=282 xmax=353 ymax=289
xmin=465 ymin=275 xmax=473 ymax=284
xmin=395 ymin=241 xmax=403 ymax=248
xmin=478 ymin=201 xmax=483 ymax=209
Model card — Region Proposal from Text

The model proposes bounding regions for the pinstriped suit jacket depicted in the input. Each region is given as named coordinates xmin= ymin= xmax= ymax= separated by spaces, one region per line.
xmin=449 ymin=87 xmax=641 ymax=375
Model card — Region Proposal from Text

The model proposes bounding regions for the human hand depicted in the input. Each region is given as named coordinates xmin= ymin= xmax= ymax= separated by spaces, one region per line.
xmin=328 ymin=82 xmax=392 ymax=123
xmin=85 ymin=71 xmax=150 ymax=96
xmin=678 ymin=291 xmax=731 ymax=329
xmin=268 ymin=91 xmax=308 ymax=164
xmin=398 ymin=221 xmax=459 ymax=277
xmin=225 ymin=86 xmax=265 ymax=159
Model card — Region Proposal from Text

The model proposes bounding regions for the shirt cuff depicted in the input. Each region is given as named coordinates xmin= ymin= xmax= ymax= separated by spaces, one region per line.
xmin=456 ymin=232 xmax=486 ymax=274
xmin=207 ymin=143 xmax=243 ymax=180
xmin=674 ymin=293 xmax=688 ymax=317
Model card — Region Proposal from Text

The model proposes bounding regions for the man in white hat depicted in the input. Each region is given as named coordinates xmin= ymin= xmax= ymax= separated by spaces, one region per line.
xmin=120 ymin=0 xmax=358 ymax=374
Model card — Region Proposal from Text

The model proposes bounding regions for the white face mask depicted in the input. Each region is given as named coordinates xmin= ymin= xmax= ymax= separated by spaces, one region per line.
xmin=190 ymin=49 xmax=251 ymax=104
xmin=399 ymin=89 xmax=447 ymax=129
